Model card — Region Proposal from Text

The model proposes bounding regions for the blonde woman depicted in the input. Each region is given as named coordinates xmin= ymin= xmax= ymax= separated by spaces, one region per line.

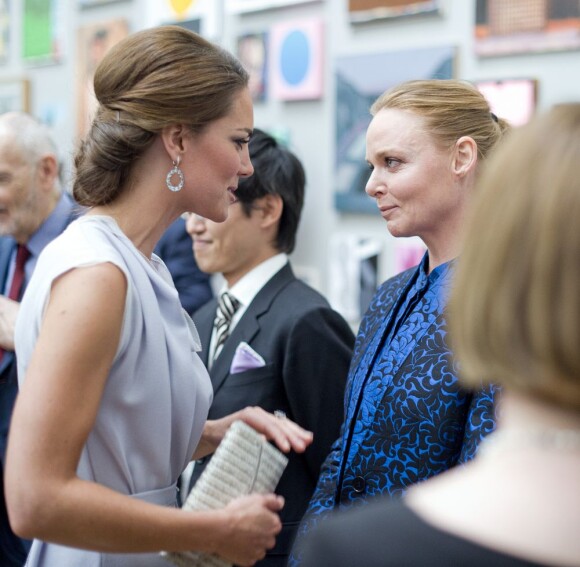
xmin=292 ymin=79 xmax=510 ymax=564
xmin=301 ymin=104 xmax=580 ymax=566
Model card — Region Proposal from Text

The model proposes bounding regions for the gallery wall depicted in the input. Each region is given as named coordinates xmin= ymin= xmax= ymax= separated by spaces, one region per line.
xmin=1 ymin=0 xmax=578 ymax=325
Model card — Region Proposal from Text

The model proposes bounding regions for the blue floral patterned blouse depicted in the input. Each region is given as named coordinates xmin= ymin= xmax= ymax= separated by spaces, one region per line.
xmin=290 ymin=253 xmax=497 ymax=565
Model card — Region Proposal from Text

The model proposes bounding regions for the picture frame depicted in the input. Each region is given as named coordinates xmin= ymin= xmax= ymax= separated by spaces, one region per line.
xmin=328 ymin=233 xmax=383 ymax=325
xmin=475 ymin=0 xmax=580 ymax=57
xmin=76 ymin=19 xmax=129 ymax=138
xmin=237 ymin=32 xmax=268 ymax=102
xmin=23 ymin=0 xmax=63 ymax=66
xmin=474 ymin=78 xmax=538 ymax=126
xmin=334 ymin=45 xmax=455 ymax=214
xmin=175 ymin=19 xmax=202 ymax=34
xmin=143 ymin=0 xmax=219 ymax=41
xmin=78 ymin=0 xmax=131 ymax=7
xmin=0 ymin=0 xmax=9 ymax=64
xmin=227 ymin=0 xmax=321 ymax=15
xmin=348 ymin=0 xmax=441 ymax=23
xmin=270 ymin=17 xmax=324 ymax=101
xmin=0 ymin=79 xmax=30 ymax=113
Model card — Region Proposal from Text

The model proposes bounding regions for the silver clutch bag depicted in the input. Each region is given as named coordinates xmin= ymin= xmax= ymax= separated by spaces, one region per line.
xmin=162 ymin=420 xmax=289 ymax=567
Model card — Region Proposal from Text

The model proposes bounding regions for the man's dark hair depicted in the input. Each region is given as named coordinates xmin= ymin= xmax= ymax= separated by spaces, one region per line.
xmin=236 ymin=128 xmax=305 ymax=254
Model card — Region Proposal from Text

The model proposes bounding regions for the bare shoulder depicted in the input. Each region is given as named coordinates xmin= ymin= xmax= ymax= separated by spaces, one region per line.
xmin=53 ymin=261 xmax=127 ymax=292
xmin=50 ymin=262 xmax=127 ymax=309
xmin=42 ymin=262 xmax=128 ymax=345
xmin=407 ymin=459 xmax=580 ymax=566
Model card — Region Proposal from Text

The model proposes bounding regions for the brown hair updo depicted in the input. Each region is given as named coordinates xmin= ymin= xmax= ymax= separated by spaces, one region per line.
xmin=73 ymin=25 xmax=249 ymax=207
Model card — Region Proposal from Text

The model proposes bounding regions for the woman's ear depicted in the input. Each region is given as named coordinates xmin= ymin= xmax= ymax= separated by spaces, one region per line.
xmin=257 ymin=194 xmax=283 ymax=228
xmin=160 ymin=124 xmax=187 ymax=161
xmin=453 ymin=136 xmax=478 ymax=177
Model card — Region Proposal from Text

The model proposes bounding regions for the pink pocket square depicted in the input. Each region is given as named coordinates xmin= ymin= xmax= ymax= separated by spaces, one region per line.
xmin=230 ymin=342 xmax=266 ymax=374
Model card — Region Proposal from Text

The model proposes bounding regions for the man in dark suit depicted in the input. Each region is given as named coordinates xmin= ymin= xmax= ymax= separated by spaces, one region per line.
xmin=0 ymin=112 xmax=80 ymax=566
xmin=185 ymin=129 xmax=355 ymax=566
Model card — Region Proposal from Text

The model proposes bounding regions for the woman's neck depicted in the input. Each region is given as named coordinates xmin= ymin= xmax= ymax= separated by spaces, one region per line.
xmin=90 ymin=202 xmax=176 ymax=259
xmin=423 ymin=225 xmax=463 ymax=273
xmin=498 ymin=390 xmax=580 ymax=433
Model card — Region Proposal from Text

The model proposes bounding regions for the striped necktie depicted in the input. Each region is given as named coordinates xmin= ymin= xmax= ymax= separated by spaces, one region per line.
xmin=212 ymin=291 xmax=240 ymax=363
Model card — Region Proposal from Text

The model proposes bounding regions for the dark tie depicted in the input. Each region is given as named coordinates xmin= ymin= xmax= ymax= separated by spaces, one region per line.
xmin=212 ymin=291 xmax=240 ymax=363
xmin=0 ymin=244 xmax=31 ymax=363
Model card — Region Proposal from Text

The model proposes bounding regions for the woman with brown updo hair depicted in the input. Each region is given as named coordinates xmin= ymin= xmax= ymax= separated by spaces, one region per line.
xmin=5 ymin=26 xmax=311 ymax=567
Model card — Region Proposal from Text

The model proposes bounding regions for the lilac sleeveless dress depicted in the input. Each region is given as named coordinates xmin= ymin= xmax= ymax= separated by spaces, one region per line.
xmin=15 ymin=215 xmax=213 ymax=566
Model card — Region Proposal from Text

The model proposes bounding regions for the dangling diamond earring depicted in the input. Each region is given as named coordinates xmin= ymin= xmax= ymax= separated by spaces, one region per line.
xmin=166 ymin=156 xmax=184 ymax=192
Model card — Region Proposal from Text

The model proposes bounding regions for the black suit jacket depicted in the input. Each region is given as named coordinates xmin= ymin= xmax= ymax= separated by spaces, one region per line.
xmin=191 ymin=263 xmax=355 ymax=566
xmin=0 ymin=195 xmax=80 ymax=565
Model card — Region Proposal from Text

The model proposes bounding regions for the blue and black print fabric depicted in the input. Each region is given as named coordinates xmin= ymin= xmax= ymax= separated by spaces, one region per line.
xmin=289 ymin=254 xmax=496 ymax=566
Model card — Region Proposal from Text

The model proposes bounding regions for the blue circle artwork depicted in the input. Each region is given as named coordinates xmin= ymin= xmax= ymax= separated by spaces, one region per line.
xmin=280 ymin=30 xmax=310 ymax=86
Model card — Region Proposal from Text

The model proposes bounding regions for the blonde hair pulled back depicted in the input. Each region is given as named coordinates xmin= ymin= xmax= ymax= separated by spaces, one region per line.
xmin=371 ymin=79 xmax=510 ymax=161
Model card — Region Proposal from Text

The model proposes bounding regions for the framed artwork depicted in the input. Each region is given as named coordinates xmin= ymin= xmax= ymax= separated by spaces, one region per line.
xmin=348 ymin=0 xmax=441 ymax=23
xmin=76 ymin=19 xmax=129 ymax=139
xmin=393 ymin=239 xmax=426 ymax=275
xmin=0 ymin=0 xmax=9 ymax=64
xmin=227 ymin=0 xmax=320 ymax=15
xmin=328 ymin=233 xmax=382 ymax=325
xmin=475 ymin=0 xmax=580 ymax=57
xmin=0 ymin=79 xmax=30 ymax=113
xmin=23 ymin=0 xmax=63 ymax=65
xmin=176 ymin=18 xmax=201 ymax=33
xmin=143 ymin=0 xmax=219 ymax=39
xmin=237 ymin=32 xmax=268 ymax=102
xmin=475 ymin=78 xmax=538 ymax=126
xmin=79 ymin=0 xmax=131 ymax=7
xmin=334 ymin=45 xmax=455 ymax=214
xmin=270 ymin=17 xmax=324 ymax=101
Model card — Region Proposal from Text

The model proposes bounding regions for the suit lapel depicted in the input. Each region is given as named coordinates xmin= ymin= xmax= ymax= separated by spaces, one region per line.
xmin=209 ymin=263 xmax=294 ymax=395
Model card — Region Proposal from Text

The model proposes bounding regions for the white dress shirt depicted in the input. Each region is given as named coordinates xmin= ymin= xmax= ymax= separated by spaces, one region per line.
xmin=208 ymin=253 xmax=288 ymax=365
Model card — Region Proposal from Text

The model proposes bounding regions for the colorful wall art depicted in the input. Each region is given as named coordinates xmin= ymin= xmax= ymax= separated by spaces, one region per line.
xmin=269 ymin=17 xmax=324 ymax=101
xmin=334 ymin=45 xmax=455 ymax=214
xmin=143 ymin=0 xmax=219 ymax=40
xmin=76 ymin=19 xmax=128 ymax=139
xmin=0 ymin=0 xmax=9 ymax=64
xmin=227 ymin=0 xmax=320 ymax=14
xmin=23 ymin=0 xmax=63 ymax=65
xmin=475 ymin=78 xmax=538 ymax=126
xmin=348 ymin=0 xmax=441 ymax=23
xmin=0 ymin=79 xmax=29 ymax=113
xmin=475 ymin=0 xmax=580 ymax=57
xmin=237 ymin=32 xmax=268 ymax=102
